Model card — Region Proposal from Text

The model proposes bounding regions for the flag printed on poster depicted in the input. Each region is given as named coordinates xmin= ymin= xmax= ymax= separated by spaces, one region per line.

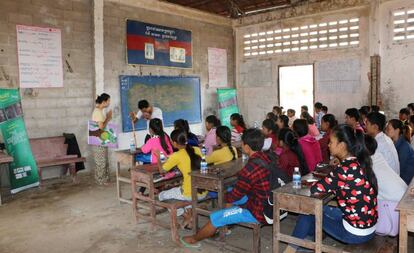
xmin=126 ymin=20 xmax=192 ymax=68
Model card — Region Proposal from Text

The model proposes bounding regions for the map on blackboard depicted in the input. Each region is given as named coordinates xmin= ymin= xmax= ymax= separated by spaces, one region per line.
xmin=120 ymin=76 xmax=201 ymax=132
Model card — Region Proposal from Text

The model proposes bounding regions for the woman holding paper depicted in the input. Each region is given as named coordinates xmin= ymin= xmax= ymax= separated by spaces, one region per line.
xmin=91 ymin=93 xmax=112 ymax=185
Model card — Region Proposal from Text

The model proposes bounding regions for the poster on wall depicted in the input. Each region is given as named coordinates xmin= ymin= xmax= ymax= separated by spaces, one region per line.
xmin=120 ymin=76 xmax=201 ymax=132
xmin=87 ymin=121 xmax=119 ymax=148
xmin=208 ymin=48 xmax=228 ymax=87
xmin=0 ymin=89 xmax=39 ymax=193
xmin=16 ymin=25 xmax=63 ymax=88
xmin=126 ymin=20 xmax=192 ymax=68
xmin=217 ymin=88 xmax=240 ymax=128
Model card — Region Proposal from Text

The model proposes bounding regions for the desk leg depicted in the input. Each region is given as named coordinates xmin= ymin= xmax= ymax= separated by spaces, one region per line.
xmin=116 ymin=162 xmax=121 ymax=203
xmin=273 ymin=194 xmax=280 ymax=253
xmin=149 ymin=175 xmax=156 ymax=230
xmin=314 ymin=203 xmax=323 ymax=253
xmin=191 ymin=177 xmax=199 ymax=234
xmin=218 ymin=181 xmax=225 ymax=241
xmin=131 ymin=176 xmax=139 ymax=223
xmin=399 ymin=211 xmax=407 ymax=253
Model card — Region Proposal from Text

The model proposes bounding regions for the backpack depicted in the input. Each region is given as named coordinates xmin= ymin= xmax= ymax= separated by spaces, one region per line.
xmin=250 ymin=151 xmax=291 ymax=224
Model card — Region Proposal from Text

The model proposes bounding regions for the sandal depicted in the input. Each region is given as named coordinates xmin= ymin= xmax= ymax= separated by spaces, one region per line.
xmin=179 ymin=236 xmax=201 ymax=248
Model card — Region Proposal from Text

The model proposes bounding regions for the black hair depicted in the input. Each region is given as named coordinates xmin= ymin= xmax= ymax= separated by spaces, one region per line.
xmin=273 ymin=106 xmax=282 ymax=115
xmin=400 ymin=108 xmax=410 ymax=116
xmin=138 ymin=100 xmax=150 ymax=110
xmin=170 ymin=129 xmax=200 ymax=171
xmin=287 ymin=109 xmax=296 ymax=115
xmin=367 ymin=112 xmax=386 ymax=131
xmin=292 ymin=119 xmax=309 ymax=137
xmin=216 ymin=126 xmax=236 ymax=160
xmin=174 ymin=119 xmax=191 ymax=134
xmin=322 ymin=105 xmax=328 ymax=112
xmin=345 ymin=108 xmax=360 ymax=121
xmin=149 ymin=118 xmax=171 ymax=155
xmin=361 ymin=105 xmax=371 ymax=113
xmin=278 ymin=115 xmax=289 ymax=128
xmin=388 ymin=119 xmax=411 ymax=142
xmin=410 ymin=115 xmax=414 ymax=125
xmin=321 ymin=114 xmax=337 ymax=129
xmin=262 ymin=119 xmax=279 ymax=135
xmin=206 ymin=115 xmax=221 ymax=127
xmin=301 ymin=105 xmax=309 ymax=112
xmin=407 ymin=103 xmax=414 ymax=112
xmin=364 ymin=134 xmax=378 ymax=156
xmin=301 ymin=111 xmax=315 ymax=124
xmin=266 ymin=112 xmax=278 ymax=122
xmin=332 ymin=124 xmax=377 ymax=193
xmin=95 ymin=93 xmax=110 ymax=104
xmin=314 ymin=102 xmax=323 ymax=109
xmin=230 ymin=113 xmax=246 ymax=130
xmin=278 ymin=128 xmax=309 ymax=175
xmin=359 ymin=107 xmax=369 ymax=117
xmin=241 ymin=128 xmax=264 ymax=151
xmin=371 ymin=105 xmax=380 ymax=113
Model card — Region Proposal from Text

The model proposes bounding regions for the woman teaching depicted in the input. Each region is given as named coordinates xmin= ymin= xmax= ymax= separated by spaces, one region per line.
xmin=91 ymin=93 xmax=112 ymax=185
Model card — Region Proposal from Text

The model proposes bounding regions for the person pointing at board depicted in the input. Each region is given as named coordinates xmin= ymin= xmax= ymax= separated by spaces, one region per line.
xmin=129 ymin=100 xmax=163 ymax=142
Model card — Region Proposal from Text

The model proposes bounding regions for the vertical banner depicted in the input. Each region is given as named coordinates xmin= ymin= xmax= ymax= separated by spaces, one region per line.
xmin=217 ymin=88 xmax=240 ymax=128
xmin=0 ymin=89 xmax=39 ymax=193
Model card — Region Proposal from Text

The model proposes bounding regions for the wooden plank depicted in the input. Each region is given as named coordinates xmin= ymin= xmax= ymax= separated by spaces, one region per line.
xmin=396 ymin=178 xmax=414 ymax=211
xmin=0 ymin=152 xmax=13 ymax=164
xmin=274 ymin=193 xmax=319 ymax=215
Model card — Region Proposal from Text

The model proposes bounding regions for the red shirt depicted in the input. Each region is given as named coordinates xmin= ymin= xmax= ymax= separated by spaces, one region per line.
xmin=226 ymin=152 xmax=270 ymax=223
xmin=234 ymin=125 xmax=245 ymax=134
xmin=278 ymin=148 xmax=300 ymax=177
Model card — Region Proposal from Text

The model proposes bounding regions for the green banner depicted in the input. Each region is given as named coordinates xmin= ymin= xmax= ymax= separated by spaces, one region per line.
xmin=217 ymin=88 xmax=240 ymax=128
xmin=0 ymin=89 xmax=39 ymax=193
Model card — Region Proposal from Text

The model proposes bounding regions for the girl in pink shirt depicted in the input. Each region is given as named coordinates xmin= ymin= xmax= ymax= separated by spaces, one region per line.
xmin=301 ymin=111 xmax=320 ymax=137
xmin=204 ymin=115 xmax=221 ymax=155
xmin=141 ymin=118 xmax=173 ymax=164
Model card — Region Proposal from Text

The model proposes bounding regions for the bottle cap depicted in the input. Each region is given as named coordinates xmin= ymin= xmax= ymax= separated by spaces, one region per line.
xmin=294 ymin=167 xmax=300 ymax=172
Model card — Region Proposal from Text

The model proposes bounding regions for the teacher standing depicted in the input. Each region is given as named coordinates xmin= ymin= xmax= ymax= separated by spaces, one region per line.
xmin=129 ymin=100 xmax=163 ymax=142
xmin=91 ymin=93 xmax=112 ymax=185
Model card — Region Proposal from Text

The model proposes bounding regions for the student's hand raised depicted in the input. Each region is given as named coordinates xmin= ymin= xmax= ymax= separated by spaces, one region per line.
xmin=106 ymin=110 xmax=113 ymax=120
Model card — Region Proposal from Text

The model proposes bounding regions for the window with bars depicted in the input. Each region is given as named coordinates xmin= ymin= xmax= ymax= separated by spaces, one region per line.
xmin=393 ymin=8 xmax=414 ymax=42
xmin=243 ymin=18 xmax=360 ymax=58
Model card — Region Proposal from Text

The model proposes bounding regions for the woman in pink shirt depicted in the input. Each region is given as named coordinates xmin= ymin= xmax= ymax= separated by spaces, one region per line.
xmin=293 ymin=119 xmax=323 ymax=172
xmin=203 ymin=115 xmax=221 ymax=155
xmin=141 ymin=118 xmax=173 ymax=164
xmin=301 ymin=111 xmax=320 ymax=137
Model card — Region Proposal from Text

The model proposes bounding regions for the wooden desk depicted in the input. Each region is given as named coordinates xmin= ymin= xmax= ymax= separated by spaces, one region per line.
xmin=190 ymin=158 xmax=246 ymax=239
xmin=273 ymin=173 xmax=340 ymax=253
xmin=396 ymin=178 xmax=414 ymax=253
xmin=0 ymin=151 xmax=13 ymax=206
xmin=115 ymin=149 xmax=142 ymax=204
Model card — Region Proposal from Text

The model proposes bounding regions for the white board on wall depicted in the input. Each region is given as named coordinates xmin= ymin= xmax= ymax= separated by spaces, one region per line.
xmin=208 ymin=48 xmax=228 ymax=87
xmin=16 ymin=25 xmax=63 ymax=88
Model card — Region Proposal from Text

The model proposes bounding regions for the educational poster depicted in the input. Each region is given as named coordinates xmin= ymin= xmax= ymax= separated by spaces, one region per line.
xmin=16 ymin=25 xmax=63 ymax=88
xmin=217 ymin=88 xmax=240 ymax=128
xmin=0 ymin=89 xmax=39 ymax=193
xmin=88 ymin=121 xmax=118 ymax=148
xmin=208 ymin=48 xmax=228 ymax=87
xmin=120 ymin=76 xmax=201 ymax=132
xmin=126 ymin=20 xmax=192 ymax=68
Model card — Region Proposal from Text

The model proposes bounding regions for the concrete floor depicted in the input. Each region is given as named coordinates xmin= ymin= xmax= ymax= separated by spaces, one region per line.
xmin=0 ymin=174 xmax=412 ymax=253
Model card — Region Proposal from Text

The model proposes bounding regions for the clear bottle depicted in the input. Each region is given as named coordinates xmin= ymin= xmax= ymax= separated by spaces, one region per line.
xmin=292 ymin=167 xmax=301 ymax=189
xmin=130 ymin=138 xmax=136 ymax=153
xmin=160 ymin=152 xmax=166 ymax=163
xmin=201 ymin=145 xmax=207 ymax=157
xmin=200 ymin=155 xmax=208 ymax=174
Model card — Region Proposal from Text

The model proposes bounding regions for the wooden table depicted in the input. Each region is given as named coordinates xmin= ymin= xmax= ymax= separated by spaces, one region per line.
xmin=0 ymin=151 xmax=13 ymax=206
xmin=396 ymin=178 xmax=414 ymax=253
xmin=115 ymin=149 xmax=142 ymax=204
xmin=273 ymin=173 xmax=342 ymax=253
xmin=190 ymin=158 xmax=246 ymax=239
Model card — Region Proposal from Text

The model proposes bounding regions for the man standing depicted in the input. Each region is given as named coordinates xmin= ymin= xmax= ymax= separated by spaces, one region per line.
xmin=129 ymin=100 xmax=163 ymax=142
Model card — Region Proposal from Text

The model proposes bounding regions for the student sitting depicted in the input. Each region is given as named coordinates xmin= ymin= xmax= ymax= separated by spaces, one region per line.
xmin=276 ymin=114 xmax=289 ymax=129
xmin=314 ymin=102 xmax=325 ymax=130
xmin=301 ymin=111 xmax=320 ymax=137
xmin=399 ymin=108 xmax=410 ymax=125
xmin=319 ymin=114 xmax=337 ymax=163
xmin=174 ymin=119 xmax=199 ymax=147
xmin=293 ymin=119 xmax=322 ymax=172
xmin=345 ymin=108 xmax=364 ymax=132
xmin=366 ymin=112 xmax=400 ymax=175
xmin=206 ymin=126 xmax=237 ymax=165
xmin=385 ymin=119 xmax=414 ymax=185
xmin=204 ymin=115 xmax=221 ymax=155
xmin=278 ymin=128 xmax=309 ymax=177
xmin=140 ymin=118 xmax=173 ymax=164
xmin=266 ymin=112 xmax=278 ymax=122
xmin=155 ymin=130 xmax=206 ymax=216
xmin=284 ymin=125 xmax=378 ymax=253
xmin=261 ymin=119 xmax=281 ymax=153
xmin=273 ymin=106 xmax=283 ymax=116
xmin=230 ymin=113 xmax=246 ymax=142
xmin=181 ymin=129 xmax=276 ymax=248
xmin=364 ymin=135 xmax=407 ymax=202
xmin=287 ymin=109 xmax=297 ymax=128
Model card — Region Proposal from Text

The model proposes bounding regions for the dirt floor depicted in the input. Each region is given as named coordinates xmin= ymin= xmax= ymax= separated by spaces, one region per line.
xmin=0 ymin=174 xmax=411 ymax=253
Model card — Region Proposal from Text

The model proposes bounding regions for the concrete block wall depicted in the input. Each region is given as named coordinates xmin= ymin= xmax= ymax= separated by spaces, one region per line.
xmin=0 ymin=0 xmax=94 ymax=172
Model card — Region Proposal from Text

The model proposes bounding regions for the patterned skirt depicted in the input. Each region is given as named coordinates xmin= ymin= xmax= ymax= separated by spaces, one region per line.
xmin=93 ymin=146 xmax=109 ymax=185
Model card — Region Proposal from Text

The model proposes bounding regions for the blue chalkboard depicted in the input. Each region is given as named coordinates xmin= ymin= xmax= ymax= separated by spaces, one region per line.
xmin=120 ymin=76 xmax=201 ymax=132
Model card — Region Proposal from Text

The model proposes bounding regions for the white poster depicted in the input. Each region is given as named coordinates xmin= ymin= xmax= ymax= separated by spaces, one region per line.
xmin=16 ymin=25 xmax=63 ymax=88
xmin=208 ymin=48 xmax=228 ymax=87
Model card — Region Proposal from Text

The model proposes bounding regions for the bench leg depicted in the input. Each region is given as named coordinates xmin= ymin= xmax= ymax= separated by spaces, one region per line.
xmin=170 ymin=208 xmax=179 ymax=243
xmin=253 ymin=225 xmax=261 ymax=253
xmin=116 ymin=162 xmax=122 ymax=203
xmin=37 ymin=167 xmax=42 ymax=188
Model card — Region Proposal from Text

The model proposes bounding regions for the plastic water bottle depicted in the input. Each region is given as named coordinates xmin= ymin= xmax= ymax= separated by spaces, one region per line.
xmin=200 ymin=155 xmax=208 ymax=174
xmin=129 ymin=138 xmax=136 ymax=153
xmin=160 ymin=152 xmax=166 ymax=163
xmin=201 ymin=145 xmax=207 ymax=156
xmin=292 ymin=167 xmax=301 ymax=189
xmin=242 ymin=153 xmax=248 ymax=161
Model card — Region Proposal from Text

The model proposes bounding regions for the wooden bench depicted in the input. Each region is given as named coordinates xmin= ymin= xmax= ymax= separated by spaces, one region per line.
xmin=29 ymin=136 xmax=86 ymax=184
